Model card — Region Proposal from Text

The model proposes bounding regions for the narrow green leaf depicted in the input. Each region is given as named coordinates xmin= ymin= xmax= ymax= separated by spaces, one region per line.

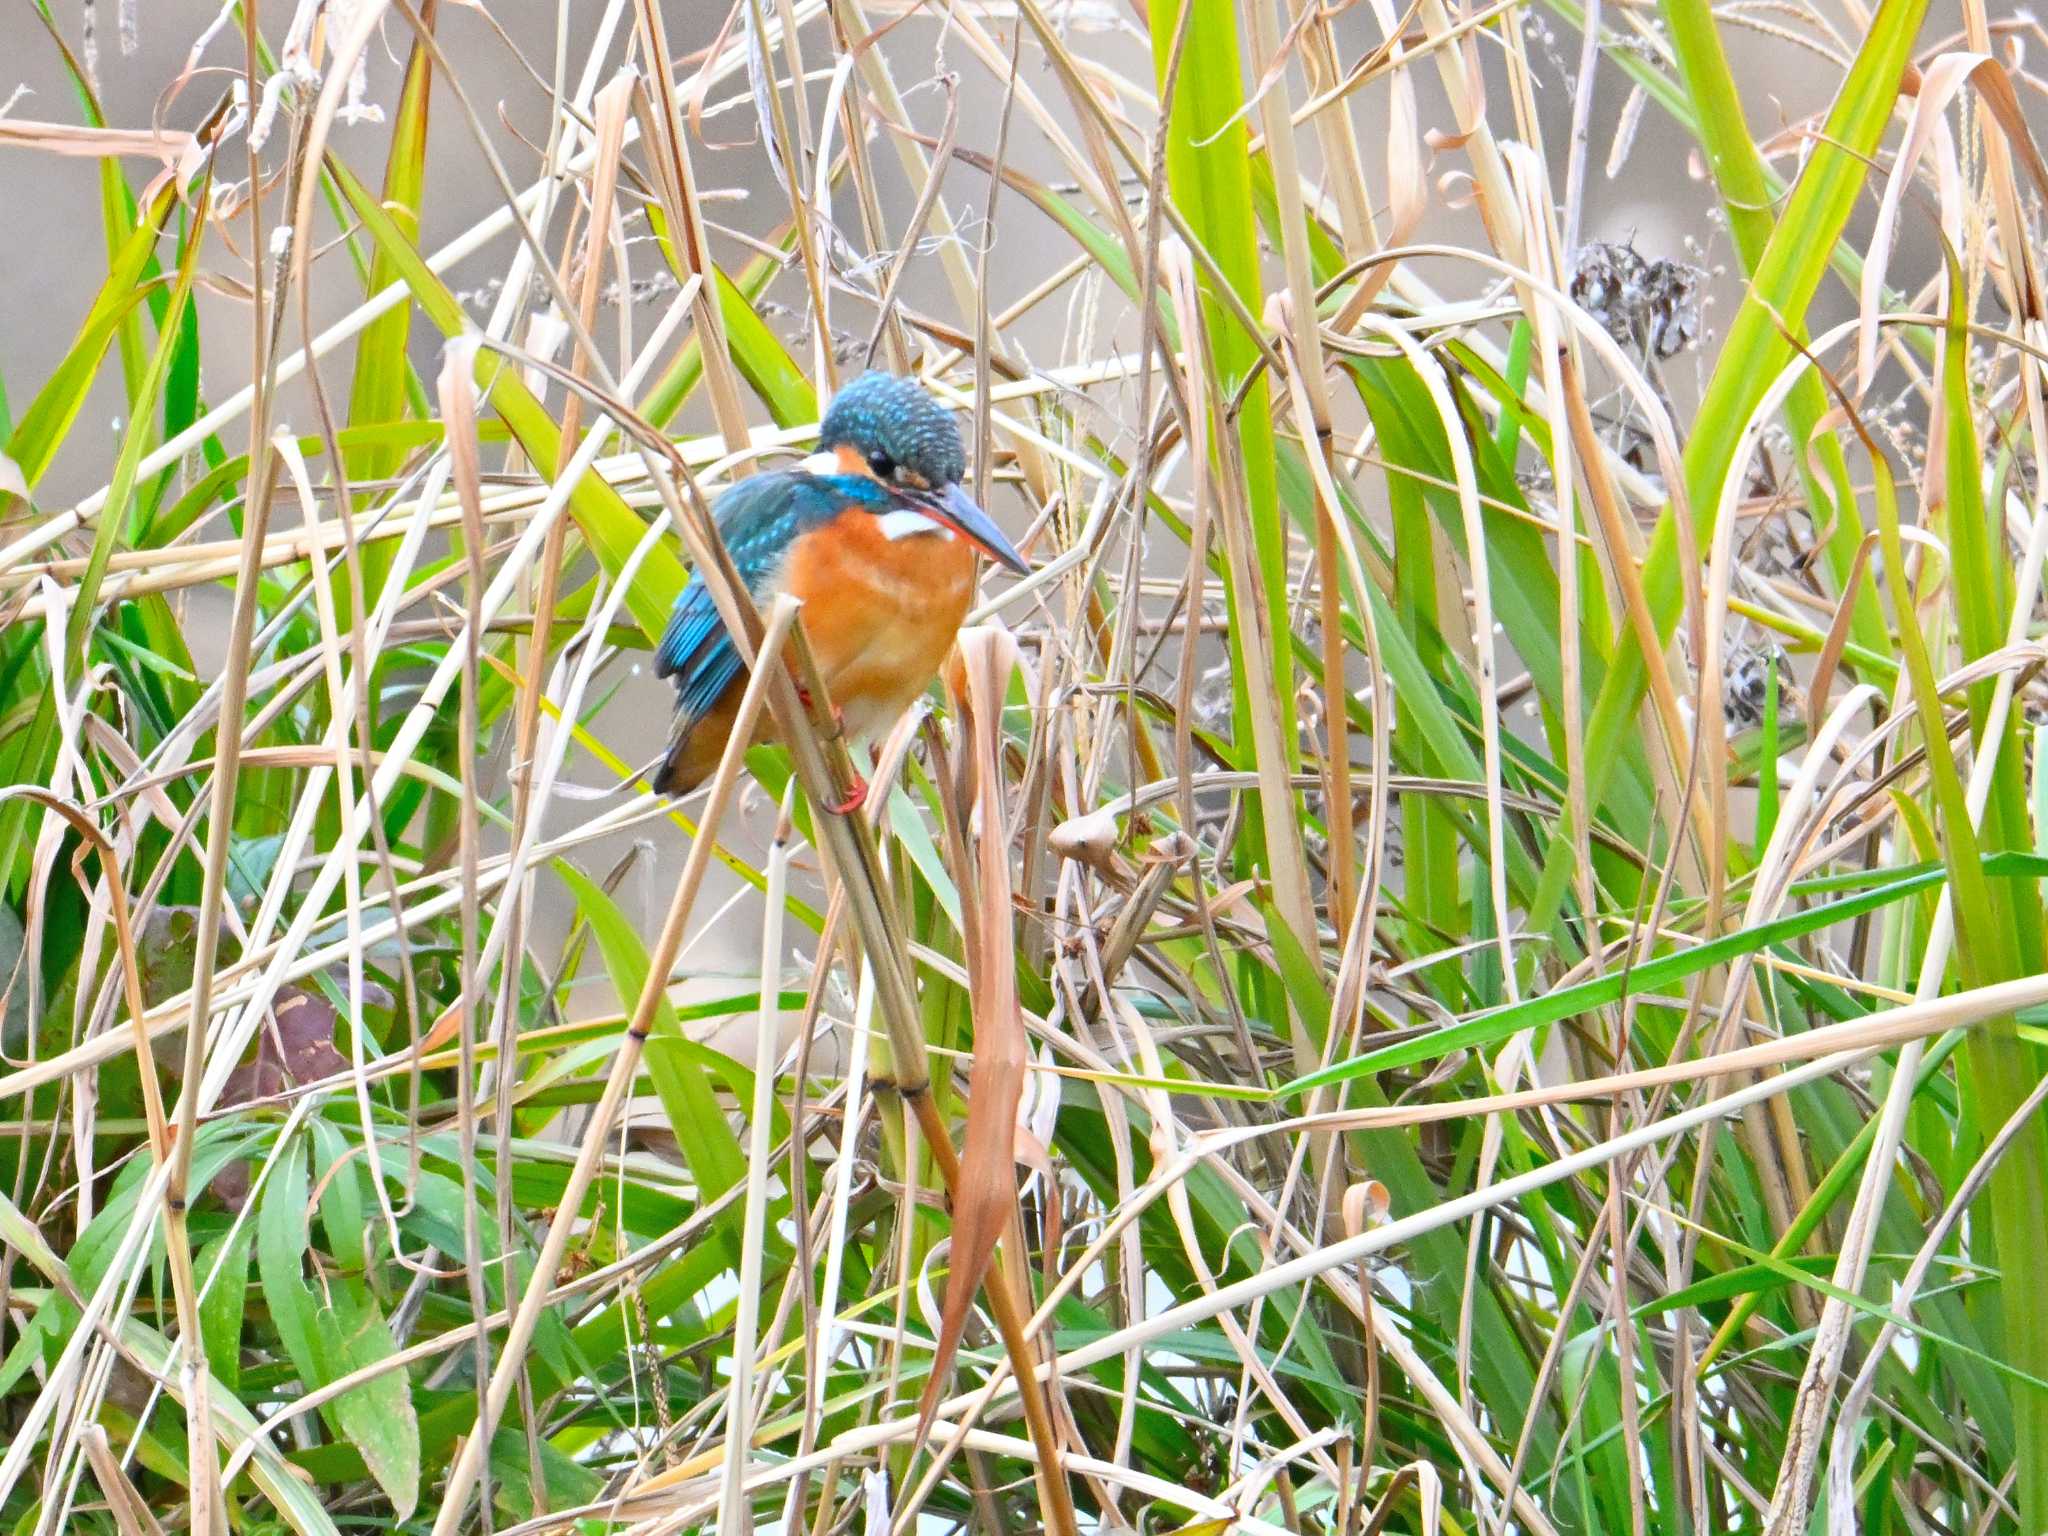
xmin=4 ymin=174 xmax=178 ymax=492
xmin=309 ymin=1119 xmax=367 ymax=1275
xmin=641 ymin=251 xmax=788 ymax=429
xmin=1754 ymin=656 xmax=1781 ymax=862
xmin=345 ymin=5 xmax=437 ymax=611
xmin=1661 ymin=0 xmax=1888 ymax=665
xmin=1550 ymin=0 xmax=1932 ymax=931
xmin=715 ymin=267 xmax=816 ymax=425
xmin=320 ymin=1279 xmax=421 ymax=1519
xmin=1150 ymin=0 xmax=1290 ymax=786
xmin=0 ymin=1306 xmax=54 ymax=1400
xmin=197 ymin=1221 xmax=255 ymax=1396
xmin=257 ymin=1133 xmax=321 ymax=1386
xmin=1285 ymin=854 xmax=2048 ymax=1094
xmin=0 ymin=175 xmax=205 ymax=894
xmin=1635 ymin=1254 xmax=1834 ymax=1320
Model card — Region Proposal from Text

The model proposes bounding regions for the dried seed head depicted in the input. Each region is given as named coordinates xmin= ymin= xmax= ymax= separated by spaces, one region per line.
xmin=1571 ymin=240 xmax=1706 ymax=360
xmin=1720 ymin=638 xmax=1795 ymax=735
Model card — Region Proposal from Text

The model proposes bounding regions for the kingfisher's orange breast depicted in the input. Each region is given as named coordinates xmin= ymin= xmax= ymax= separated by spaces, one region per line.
xmin=782 ymin=506 xmax=978 ymax=737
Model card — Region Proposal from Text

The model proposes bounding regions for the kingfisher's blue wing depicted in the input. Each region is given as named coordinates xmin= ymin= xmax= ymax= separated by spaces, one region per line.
xmin=655 ymin=471 xmax=852 ymax=724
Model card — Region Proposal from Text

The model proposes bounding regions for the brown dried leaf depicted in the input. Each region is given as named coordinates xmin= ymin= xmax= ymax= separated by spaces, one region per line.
xmin=916 ymin=624 xmax=1026 ymax=1438
xmin=214 ymin=987 xmax=349 ymax=1211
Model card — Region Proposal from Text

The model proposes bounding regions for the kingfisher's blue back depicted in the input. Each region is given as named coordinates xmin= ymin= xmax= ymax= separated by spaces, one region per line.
xmin=654 ymin=469 xmax=893 ymax=727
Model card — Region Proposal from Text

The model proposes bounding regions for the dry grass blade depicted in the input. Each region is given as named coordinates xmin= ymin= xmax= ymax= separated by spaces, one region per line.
xmin=80 ymin=1425 xmax=166 ymax=1536
xmin=437 ymin=338 xmax=498 ymax=1519
xmin=0 ymin=117 xmax=199 ymax=169
xmin=719 ymin=782 xmax=798 ymax=1535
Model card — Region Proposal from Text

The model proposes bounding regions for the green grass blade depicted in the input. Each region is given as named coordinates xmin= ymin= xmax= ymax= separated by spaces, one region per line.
xmin=343 ymin=4 xmax=438 ymax=613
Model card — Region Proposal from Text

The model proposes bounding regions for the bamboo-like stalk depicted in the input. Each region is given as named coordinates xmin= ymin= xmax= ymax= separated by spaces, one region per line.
xmin=428 ymin=594 xmax=802 ymax=1535
xmin=439 ymin=340 xmax=500 ymax=1517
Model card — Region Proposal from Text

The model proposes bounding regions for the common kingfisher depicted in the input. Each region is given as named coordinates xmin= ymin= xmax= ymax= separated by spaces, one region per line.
xmin=653 ymin=372 xmax=1030 ymax=809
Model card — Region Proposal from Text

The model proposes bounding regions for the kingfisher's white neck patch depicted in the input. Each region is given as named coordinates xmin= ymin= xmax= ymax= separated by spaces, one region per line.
xmin=799 ymin=451 xmax=841 ymax=475
xmin=875 ymin=509 xmax=953 ymax=542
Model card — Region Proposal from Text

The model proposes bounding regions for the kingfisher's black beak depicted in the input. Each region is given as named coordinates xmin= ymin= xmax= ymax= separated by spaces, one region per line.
xmin=927 ymin=484 xmax=1030 ymax=574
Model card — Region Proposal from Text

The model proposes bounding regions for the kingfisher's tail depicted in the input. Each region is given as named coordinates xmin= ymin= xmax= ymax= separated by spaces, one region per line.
xmin=652 ymin=726 xmax=708 ymax=798
xmin=652 ymin=686 xmax=763 ymax=797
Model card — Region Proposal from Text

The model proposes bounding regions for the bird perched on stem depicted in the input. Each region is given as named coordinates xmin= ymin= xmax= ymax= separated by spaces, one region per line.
xmin=653 ymin=372 xmax=1029 ymax=811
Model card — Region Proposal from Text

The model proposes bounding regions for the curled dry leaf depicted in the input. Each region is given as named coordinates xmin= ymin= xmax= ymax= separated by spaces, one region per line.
xmin=1047 ymin=805 xmax=1120 ymax=870
xmin=1342 ymin=1180 xmax=1393 ymax=1237
xmin=915 ymin=623 xmax=1028 ymax=1440
xmin=220 ymin=988 xmax=350 ymax=1107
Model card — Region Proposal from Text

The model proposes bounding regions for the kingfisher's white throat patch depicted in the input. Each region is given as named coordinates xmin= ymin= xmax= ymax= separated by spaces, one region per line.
xmin=875 ymin=509 xmax=953 ymax=542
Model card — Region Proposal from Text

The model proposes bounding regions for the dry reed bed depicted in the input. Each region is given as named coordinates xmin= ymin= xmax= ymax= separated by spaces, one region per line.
xmin=2 ymin=0 xmax=2048 ymax=1533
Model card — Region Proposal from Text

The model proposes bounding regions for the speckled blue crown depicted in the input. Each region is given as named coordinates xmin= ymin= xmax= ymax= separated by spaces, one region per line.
xmin=817 ymin=373 xmax=967 ymax=487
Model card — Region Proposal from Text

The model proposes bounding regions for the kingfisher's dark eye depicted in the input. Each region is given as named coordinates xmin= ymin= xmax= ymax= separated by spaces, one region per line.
xmin=867 ymin=452 xmax=896 ymax=480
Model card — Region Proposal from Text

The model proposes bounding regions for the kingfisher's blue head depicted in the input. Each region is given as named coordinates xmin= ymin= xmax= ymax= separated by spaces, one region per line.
xmin=814 ymin=373 xmax=1029 ymax=574
xmin=819 ymin=372 xmax=967 ymax=488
